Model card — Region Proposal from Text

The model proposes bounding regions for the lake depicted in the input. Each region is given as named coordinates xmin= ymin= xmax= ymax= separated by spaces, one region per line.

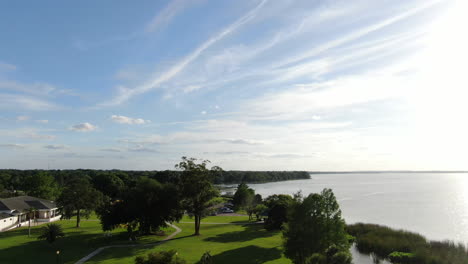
xmin=247 ymin=173 xmax=468 ymax=243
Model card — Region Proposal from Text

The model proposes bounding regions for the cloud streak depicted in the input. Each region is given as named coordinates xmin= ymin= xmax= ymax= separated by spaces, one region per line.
xmin=102 ymin=0 xmax=268 ymax=106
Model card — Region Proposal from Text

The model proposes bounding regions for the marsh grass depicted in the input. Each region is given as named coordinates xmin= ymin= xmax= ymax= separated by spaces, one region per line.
xmin=347 ymin=223 xmax=468 ymax=264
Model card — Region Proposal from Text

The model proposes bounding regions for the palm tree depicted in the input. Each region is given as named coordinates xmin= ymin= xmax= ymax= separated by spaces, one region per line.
xmin=37 ymin=223 xmax=65 ymax=244
xmin=25 ymin=207 xmax=37 ymax=237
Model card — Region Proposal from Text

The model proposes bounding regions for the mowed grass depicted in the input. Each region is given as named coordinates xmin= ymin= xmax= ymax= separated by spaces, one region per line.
xmin=0 ymin=216 xmax=290 ymax=264
xmin=0 ymin=219 xmax=173 ymax=264
xmin=87 ymin=222 xmax=292 ymax=264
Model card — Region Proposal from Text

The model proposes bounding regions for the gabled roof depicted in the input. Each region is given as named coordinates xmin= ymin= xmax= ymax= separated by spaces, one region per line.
xmin=0 ymin=212 xmax=12 ymax=220
xmin=0 ymin=196 xmax=57 ymax=213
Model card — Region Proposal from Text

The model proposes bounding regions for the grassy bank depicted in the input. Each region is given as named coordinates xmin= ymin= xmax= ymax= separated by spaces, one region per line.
xmin=347 ymin=223 xmax=468 ymax=264
xmin=0 ymin=220 xmax=173 ymax=264
xmin=0 ymin=215 xmax=289 ymax=264
xmin=86 ymin=222 xmax=290 ymax=264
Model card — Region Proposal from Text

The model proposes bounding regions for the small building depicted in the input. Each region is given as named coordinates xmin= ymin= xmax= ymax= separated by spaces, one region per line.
xmin=0 ymin=196 xmax=61 ymax=231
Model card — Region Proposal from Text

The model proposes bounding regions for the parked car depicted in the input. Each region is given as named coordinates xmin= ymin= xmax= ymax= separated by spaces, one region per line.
xmin=220 ymin=207 xmax=234 ymax=213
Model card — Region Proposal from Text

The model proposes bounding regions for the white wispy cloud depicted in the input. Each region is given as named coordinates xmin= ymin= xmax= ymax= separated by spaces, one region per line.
xmin=0 ymin=143 xmax=26 ymax=149
xmin=0 ymin=94 xmax=59 ymax=111
xmin=16 ymin=115 xmax=30 ymax=121
xmin=0 ymin=81 xmax=56 ymax=95
xmin=99 ymin=148 xmax=121 ymax=152
xmin=25 ymin=132 xmax=56 ymax=140
xmin=70 ymin=122 xmax=97 ymax=132
xmin=102 ymin=0 xmax=268 ymax=106
xmin=36 ymin=120 xmax=49 ymax=124
xmin=0 ymin=62 xmax=16 ymax=71
xmin=111 ymin=115 xmax=148 ymax=125
xmin=128 ymin=145 xmax=158 ymax=153
xmin=44 ymin=144 xmax=67 ymax=150
xmin=273 ymin=0 xmax=443 ymax=69
xmin=145 ymin=0 xmax=205 ymax=33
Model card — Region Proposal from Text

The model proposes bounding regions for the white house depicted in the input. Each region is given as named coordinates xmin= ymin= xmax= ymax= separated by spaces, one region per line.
xmin=0 ymin=196 xmax=61 ymax=231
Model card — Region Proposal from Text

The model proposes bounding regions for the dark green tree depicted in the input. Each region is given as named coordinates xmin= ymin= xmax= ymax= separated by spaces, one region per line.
xmin=283 ymin=189 xmax=351 ymax=264
xmin=97 ymin=178 xmax=183 ymax=236
xmin=57 ymin=178 xmax=103 ymax=227
xmin=37 ymin=223 xmax=65 ymax=244
xmin=233 ymin=183 xmax=255 ymax=210
xmin=264 ymin=194 xmax=293 ymax=230
xmin=176 ymin=157 xmax=221 ymax=236
xmin=22 ymin=171 xmax=60 ymax=200
xmin=91 ymin=172 xmax=125 ymax=199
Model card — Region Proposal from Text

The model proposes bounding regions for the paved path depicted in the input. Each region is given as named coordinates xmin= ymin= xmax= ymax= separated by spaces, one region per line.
xmin=74 ymin=223 xmax=182 ymax=264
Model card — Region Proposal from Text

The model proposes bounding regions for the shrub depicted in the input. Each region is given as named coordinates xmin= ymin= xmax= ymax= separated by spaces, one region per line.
xmin=135 ymin=250 xmax=186 ymax=264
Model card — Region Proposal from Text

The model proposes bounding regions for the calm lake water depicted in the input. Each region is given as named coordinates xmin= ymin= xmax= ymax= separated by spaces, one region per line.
xmin=248 ymin=173 xmax=468 ymax=243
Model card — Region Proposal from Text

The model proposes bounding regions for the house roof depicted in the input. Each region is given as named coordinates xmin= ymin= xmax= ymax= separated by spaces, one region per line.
xmin=0 ymin=196 xmax=57 ymax=213
xmin=0 ymin=212 xmax=11 ymax=220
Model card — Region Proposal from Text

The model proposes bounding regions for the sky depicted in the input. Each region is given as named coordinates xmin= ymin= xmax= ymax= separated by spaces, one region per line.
xmin=0 ymin=0 xmax=467 ymax=171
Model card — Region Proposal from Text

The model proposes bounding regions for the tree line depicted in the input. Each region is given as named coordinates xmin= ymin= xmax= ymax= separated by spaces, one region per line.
xmin=0 ymin=169 xmax=309 ymax=198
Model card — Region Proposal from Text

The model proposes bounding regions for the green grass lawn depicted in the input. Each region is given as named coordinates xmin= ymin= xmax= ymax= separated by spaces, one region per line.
xmin=0 ymin=220 xmax=173 ymax=264
xmin=0 ymin=216 xmax=291 ymax=264
xmin=87 ymin=222 xmax=292 ymax=264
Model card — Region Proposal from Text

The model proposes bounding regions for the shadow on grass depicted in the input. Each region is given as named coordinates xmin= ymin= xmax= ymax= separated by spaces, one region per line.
xmin=0 ymin=225 xmax=135 ymax=264
xmin=0 ymin=232 xmax=104 ymax=264
xmin=209 ymin=245 xmax=282 ymax=264
xmin=203 ymin=224 xmax=279 ymax=243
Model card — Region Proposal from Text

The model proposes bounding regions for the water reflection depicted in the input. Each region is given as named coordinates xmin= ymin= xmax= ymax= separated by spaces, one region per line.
xmin=351 ymin=244 xmax=390 ymax=264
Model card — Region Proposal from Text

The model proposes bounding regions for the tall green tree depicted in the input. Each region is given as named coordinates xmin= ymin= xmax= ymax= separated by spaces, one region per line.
xmin=264 ymin=194 xmax=293 ymax=230
xmin=232 ymin=183 xmax=255 ymax=210
xmin=57 ymin=178 xmax=103 ymax=228
xmin=283 ymin=189 xmax=351 ymax=264
xmin=22 ymin=171 xmax=60 ymax=200
xmin=176 ymin=157 xmax=221 ymax=236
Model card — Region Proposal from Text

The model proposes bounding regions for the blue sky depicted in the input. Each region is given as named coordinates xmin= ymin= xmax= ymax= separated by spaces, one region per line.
xmin=0 ymin=0 xmax=466 ymax=170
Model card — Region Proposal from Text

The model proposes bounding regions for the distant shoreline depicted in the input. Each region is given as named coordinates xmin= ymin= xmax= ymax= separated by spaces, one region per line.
xmin=308 ymin=170 xmax=468 ymax=174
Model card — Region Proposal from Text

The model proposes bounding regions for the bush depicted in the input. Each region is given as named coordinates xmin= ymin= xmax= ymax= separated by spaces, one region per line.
xmin=388 ymin=251 xmax=415 ymax=264
xmin=135 ymin=250 xmax=186 ymax=264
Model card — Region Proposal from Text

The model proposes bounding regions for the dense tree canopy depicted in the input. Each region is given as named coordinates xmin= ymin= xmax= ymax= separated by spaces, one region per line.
xmin=22 ymin=171 xmax=60 ymax=200
xmin=91 ymin=172 xmax=125 ymax=199
xmin=0 ymin=169 xmax=309 ymax=198
xmin=264 ymin=194 xmax=294 ymax=230
xmin=283 ymin=189 xmax=351 ymax=264
xmin=97 ymin=178 xmax=183 ymax=235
